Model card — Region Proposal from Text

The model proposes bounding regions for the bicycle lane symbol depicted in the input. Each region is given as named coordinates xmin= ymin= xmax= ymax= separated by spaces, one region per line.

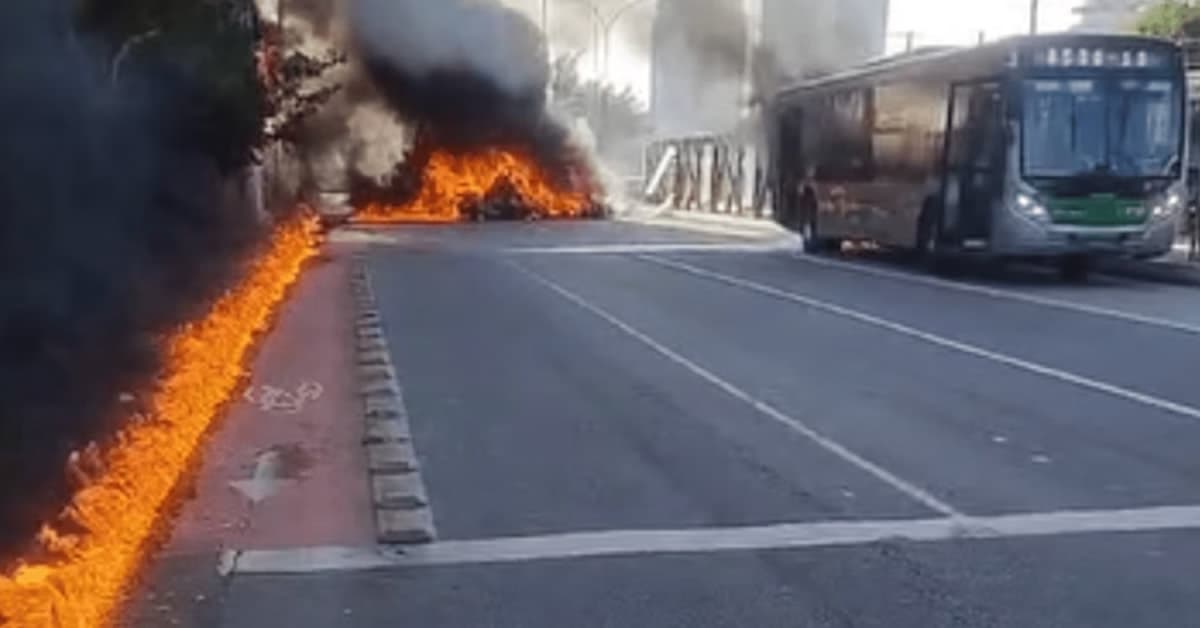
xmin=243 ymin=381 xmax=324 ymax=415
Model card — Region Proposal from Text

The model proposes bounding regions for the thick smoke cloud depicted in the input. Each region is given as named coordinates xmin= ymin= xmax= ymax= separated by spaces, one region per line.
xmin=0 ymin=1 xmax=263 ymax=560
xmin=350 ymin=0 xmax=563 ymax=152
xmin=355 ymin=0 xmax=548 ymax=97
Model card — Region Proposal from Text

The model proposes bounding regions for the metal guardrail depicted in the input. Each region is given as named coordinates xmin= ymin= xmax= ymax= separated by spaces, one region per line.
xmin=643 ymin=134 xmax=771 ymax=218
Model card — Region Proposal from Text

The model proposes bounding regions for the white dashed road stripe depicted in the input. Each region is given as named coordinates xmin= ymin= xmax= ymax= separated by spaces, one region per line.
xmin=788 ymin=251 xmax=1200 ymax=337
xmin=509 ymin=261 xmax=962 ymax=519
xmin=642 ymin=255 xmax=1200 ymax=423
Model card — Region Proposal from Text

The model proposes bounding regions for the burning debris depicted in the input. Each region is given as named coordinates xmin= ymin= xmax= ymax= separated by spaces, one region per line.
xmin=0 ymin=0 xmax=277 ymax=564
xmin=0 ymin=215 xmax=319 ymax=627
xmin=346 ymin=0 xmax=606 ymax=223
xmin=351 ymin=135 xmax=605 ymax=223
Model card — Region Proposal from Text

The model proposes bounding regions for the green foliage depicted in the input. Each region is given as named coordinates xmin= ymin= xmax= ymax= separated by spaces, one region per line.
xmin=550 ymin=51 xmax=650 ymax=157
xmin=77 ymin=0 xmax=265 ymax=172
xmin=1134 ymin=1 xmax=1200 ymax=39
xmin=264 ymin=45 xmax=347 ymax=145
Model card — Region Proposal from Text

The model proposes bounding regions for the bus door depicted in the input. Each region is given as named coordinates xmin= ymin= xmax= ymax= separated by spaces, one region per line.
xmin=945 ymin=81 xmax=1005 ymax=246
xmin=773 ymin=107 xmax=805 ymax=230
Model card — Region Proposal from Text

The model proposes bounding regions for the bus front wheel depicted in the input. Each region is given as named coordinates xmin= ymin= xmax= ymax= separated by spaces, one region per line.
xmin=916 ymin=206 xmax=948 ymax=273
xmin=801 ymin=195 xmax=840 ymax=254
xmin=800 ymin=195 xmax=823 ymax=254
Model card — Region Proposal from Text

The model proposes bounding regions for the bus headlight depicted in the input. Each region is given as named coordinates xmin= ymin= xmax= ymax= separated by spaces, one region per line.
xmin=1017 ymin=193 xmax=1048 ymax=218
xmin=1151 ymin=192 xmax=1183 ymax=219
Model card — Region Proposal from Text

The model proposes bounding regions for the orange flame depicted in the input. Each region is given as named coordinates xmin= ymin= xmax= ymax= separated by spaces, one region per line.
xmin=0 ymin=215 xmax=320 ymax=627
xmin=354 ymin=147 xmax=593 ymax=224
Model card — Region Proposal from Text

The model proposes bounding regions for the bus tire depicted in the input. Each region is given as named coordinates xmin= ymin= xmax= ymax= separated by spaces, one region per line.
xmin=800 ymin=191 xmax=825 ymax=254
xmin=1058 ymin=255 xmax=1092 ymax=282
xmin=916 ymin=204 xmax=947 ymax=273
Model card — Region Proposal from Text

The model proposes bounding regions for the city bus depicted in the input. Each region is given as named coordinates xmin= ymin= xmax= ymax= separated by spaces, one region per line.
xmin=767 ymin=34 xmax=1188 ymax=278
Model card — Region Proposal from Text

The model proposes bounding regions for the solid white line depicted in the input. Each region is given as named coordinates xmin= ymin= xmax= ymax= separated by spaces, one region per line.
xmin=506 ymin=243 xmax=789 ymax=255
xmin=508 ymin=261 xmax=962 ymax=519
xmin=788 ymin=251 xmax=1200 ymax=337
xmin=617 ymin=215 xmax=787 ymax=241
xmin=642 ymin=255 xmax=1200 ymax=423
xmin=230 ymin=504 xmax=1200 ymax=573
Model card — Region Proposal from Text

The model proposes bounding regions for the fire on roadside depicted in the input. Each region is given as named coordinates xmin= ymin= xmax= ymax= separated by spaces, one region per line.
xmin=352 ymin=145 xmax=600 ymax=224
xmin=0 ymin=214 xmax=320 ymax=627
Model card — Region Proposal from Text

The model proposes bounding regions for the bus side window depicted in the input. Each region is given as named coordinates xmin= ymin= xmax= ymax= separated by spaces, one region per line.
xmin=807 ymin=90 xmax=874 ymax=182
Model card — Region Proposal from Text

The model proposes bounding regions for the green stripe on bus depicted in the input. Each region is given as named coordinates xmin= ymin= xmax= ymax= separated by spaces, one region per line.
xmin=1046 ymin=195 xmax=1148 ymax=227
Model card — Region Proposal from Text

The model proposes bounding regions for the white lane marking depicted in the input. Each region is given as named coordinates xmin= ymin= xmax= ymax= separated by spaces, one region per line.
xmin=617 ymin=215 xmax=788 ymax=241
xmin=786 ymin=251 xmax=1200 ymax=337
xmin=505 ymin=243 xmax=790 ymax=255
xmin=231 ymin=504 xmax=1200 ymax=573
xmin=509 ymin=261 xmax=961 ymax=518
xmin=228 ymin=450 xmax=294 ymax=504
xmin=643 ymin=255 xmax=1200 ymax=423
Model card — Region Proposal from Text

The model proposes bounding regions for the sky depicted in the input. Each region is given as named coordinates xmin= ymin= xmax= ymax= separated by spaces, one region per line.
xmin=887 ymin=0 xmax=1086 ymax=52
xmin=503 ymin=0 xmax=1106 ymax=105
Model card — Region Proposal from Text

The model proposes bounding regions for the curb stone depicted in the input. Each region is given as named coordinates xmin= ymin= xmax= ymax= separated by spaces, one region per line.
xmin=364 ymin=419 xmax=411 ymax=445
xmin=357 ymin=350 xmax=392 ymax=367
xmin=366 ymin=442 xmax=420 ymax=473
xmin=365 ymin=399 xmax=405 ymax=421
xmin=361 ymin=380 xmax=402 ymax=397
xmin=359 ymin=365 xmax=397 ymax=383
xmin=376 ymin=508 xmax=436 ymax=545
xmin=372 ymin=473 xmax=429 ymax=510
xmin=351 ymin=257 xmax=436 ymax=546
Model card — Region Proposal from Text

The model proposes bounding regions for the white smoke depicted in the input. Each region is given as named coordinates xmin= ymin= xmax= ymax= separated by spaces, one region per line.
xmin=351 ymin=0 xmax=549 ymax=96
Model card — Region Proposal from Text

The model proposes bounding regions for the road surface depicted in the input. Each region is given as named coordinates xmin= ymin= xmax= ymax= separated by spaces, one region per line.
xmin=134 ymin=220 xmax=1200 ymax=627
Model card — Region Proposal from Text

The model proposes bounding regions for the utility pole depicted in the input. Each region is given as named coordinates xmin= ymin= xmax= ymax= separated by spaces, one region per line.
xmin=1029 ymin=0 xmax=1039 ymax=35
xmin=568 ymin=0 xmax=648 ymax=154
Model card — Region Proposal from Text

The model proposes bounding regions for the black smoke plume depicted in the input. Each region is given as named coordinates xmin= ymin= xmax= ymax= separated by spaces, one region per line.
xmin=0 ymin=0 xmax=266 ymax=563
xmin=348 ymin=0 xmax=601 ymax=205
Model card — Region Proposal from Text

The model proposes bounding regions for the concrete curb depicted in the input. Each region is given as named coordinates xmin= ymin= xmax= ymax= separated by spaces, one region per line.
xmin=350 ymin=256 xmax=437 ymax=547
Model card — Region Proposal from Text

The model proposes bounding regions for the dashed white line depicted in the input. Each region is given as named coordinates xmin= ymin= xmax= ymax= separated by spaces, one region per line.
xmin=642 ymin=255 xmax=1200 ymax=423
xmin=788 ymin=251 xmax=1200 ymax=337
xmin=506 ymin=243 xmax=789 ymax=255
xmin=508 ymin=260 xmax=962 ymax=519
xmin=230 ymin=504 xmax=1200 ymax=573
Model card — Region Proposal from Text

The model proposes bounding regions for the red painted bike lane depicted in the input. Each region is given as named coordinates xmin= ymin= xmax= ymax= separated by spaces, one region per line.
xmin=123 ymin=241 xmax=375 ymax=626
xmin=177 ymin=242 xmax=373 ymax=552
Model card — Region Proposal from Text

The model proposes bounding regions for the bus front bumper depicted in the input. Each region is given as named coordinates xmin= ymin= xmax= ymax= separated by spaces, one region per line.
xmin=991 ymin=211 xmax=1179 ymax=259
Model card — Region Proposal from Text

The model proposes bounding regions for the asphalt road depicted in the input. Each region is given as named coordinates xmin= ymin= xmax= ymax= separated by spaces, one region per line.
xmin=199 ymin=221 xmax=1200 ymax=627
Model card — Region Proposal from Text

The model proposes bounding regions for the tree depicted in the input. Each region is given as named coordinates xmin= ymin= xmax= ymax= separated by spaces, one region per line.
xmin=1135 ymin=1 xmax=1200 ymax=39
xmin=256 ymin=21 xmax=345 ymax=147
xmin=77 ymin=0 xmax=266 ymax=173
xmin=550 ymin=52 xmax=650 ymax=170
xmin=76 ymin=0 xmax=344 ymax=172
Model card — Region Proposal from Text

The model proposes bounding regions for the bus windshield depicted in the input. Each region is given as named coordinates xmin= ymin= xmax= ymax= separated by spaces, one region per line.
xmin=1022 ymin=77 xmax=1182 ymax=179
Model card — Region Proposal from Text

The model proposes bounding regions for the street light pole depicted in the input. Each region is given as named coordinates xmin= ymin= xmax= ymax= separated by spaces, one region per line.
xmin=596 ymin=0 xmax=649 ymax=154
xmin=600 ymin=0 xmax=649 ymax=83
xmin=1030 ymin=0 xmax=1039 ymax=34
xmin=567 ymin=0 xmax=648 ymax=85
